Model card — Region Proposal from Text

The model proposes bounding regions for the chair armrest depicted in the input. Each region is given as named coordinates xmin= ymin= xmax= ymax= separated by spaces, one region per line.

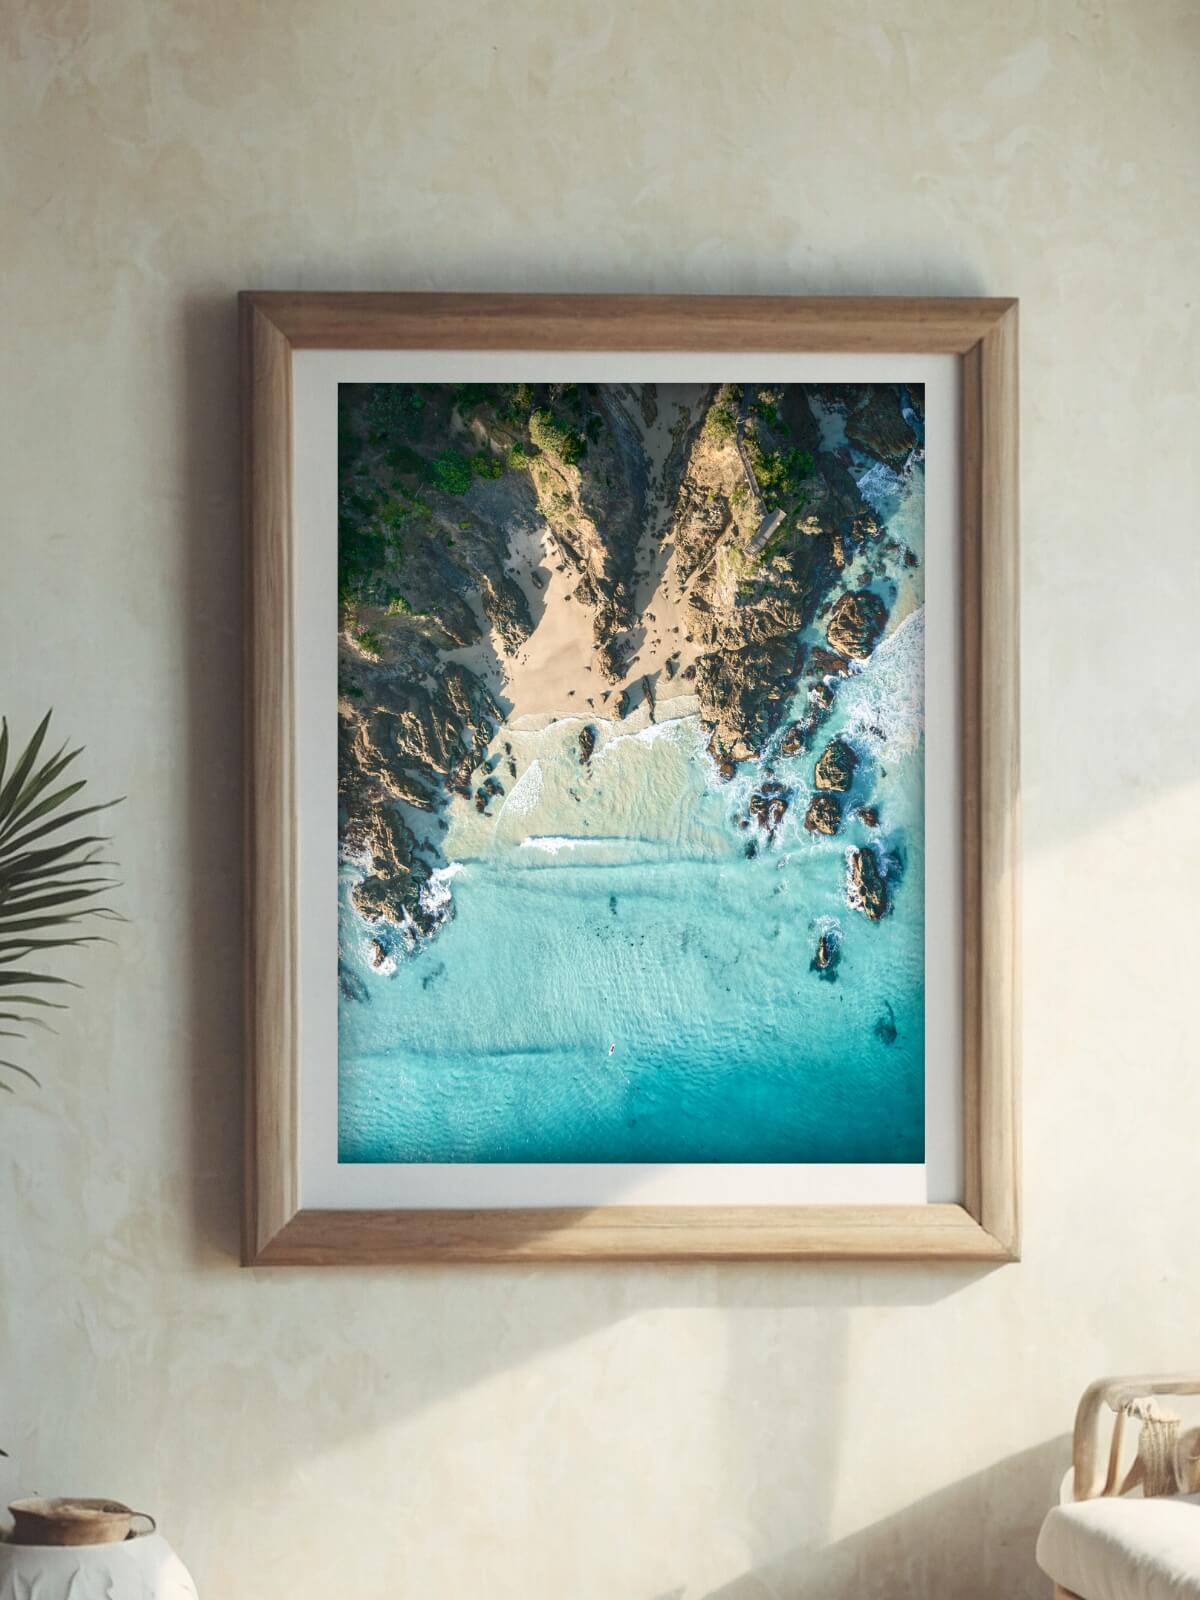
xmin=1073 ymin=1373 xmax=1200 ymax=1501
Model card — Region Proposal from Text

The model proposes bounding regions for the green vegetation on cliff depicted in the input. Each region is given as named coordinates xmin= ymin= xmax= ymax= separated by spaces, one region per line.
xmin=745 ymin=433 xmax=814 ymax=510
xmin=529 ymin=407 xmax=587 ymax=466
xmin=702 ymin=389 xmax=737 ymax=444
xmin=429 ymin=450 xmax=474 ymax=496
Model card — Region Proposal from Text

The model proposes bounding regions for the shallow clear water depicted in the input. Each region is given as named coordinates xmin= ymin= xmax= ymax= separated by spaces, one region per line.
xmin=338 ymin=466 xmax=926 ymax=1164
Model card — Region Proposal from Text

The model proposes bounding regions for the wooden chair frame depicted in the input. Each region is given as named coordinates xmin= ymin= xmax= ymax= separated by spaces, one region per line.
xmin=1053 ymin=1372 xmax=1200 ymax=1599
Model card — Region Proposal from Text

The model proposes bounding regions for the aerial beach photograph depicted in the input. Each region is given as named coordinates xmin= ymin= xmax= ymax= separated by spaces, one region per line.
xmin=336 ymin=378 xmax=927 ymax=1165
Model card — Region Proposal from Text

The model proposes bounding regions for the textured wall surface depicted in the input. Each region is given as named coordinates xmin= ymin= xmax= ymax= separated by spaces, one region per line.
xmin=2 ymin=2 xmax=1198 ymax=1595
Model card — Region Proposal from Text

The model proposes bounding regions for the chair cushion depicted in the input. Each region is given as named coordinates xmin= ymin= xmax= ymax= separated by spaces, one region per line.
xmin=1038 ymin=1493 xmax=1200 ymax=1600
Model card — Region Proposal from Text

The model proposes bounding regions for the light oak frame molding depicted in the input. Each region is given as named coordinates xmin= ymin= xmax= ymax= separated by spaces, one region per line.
xmin=242 ymin=293 xmax=1020 ymax=1266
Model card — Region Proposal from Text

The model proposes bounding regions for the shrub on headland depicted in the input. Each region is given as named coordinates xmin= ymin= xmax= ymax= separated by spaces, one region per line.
xmin=429 ymin=450 xmax=473 ymax=496
xmin=529 ymin=408 xmax=587 ymax=466
xmin=703 ymin=396 xmax=737 ymax=444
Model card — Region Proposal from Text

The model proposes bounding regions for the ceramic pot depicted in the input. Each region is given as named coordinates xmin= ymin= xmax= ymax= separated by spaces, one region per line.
xmin=0 ymin=1531 xmax=196 ymax=1599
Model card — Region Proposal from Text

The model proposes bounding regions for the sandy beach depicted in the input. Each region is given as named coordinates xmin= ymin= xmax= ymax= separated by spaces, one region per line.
xmin=442 ymin=384 xmax=709 ymax=726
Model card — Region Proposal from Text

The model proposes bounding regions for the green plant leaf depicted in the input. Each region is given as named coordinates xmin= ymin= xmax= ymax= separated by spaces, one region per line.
xmin=1 ymin=798 xmax=121 ymax=857
xmin=0 ymin=710 xmax=52 ymax=818
xmin=0 ymin=740 xmax=77 ymax=828
xmin=0 ymin=915 xmax=94 ymax=935
xmin=0 ymin=888 xmax=115 ymax=917
xmin=0 ymin=713 xmax=121 ymax=1088
xmin=0 ymin=971 xmax=80 ymax=988
xmin=0 ymin=775 xmax=87 ymax=844
xmin=0 ymin=936 xmax=105 ymax=955
xmin=0 ymin=837 xmax=114 ymax=886
xmin=3 ymin=877 xmax=117 ymax=904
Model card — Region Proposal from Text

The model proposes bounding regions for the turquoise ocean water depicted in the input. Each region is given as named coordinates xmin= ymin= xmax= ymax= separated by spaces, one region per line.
xmin=338 ymin=464 xmax=926 ymax=1164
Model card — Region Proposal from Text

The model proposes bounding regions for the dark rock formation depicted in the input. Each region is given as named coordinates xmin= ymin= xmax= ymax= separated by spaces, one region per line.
xmin=846 ymin=387 xmax=918 ymax=471
xmin=848 ymin=846 xmax=889 ymax=920
xmin=826 ymin=591 xmax=888 ymax=660
xmin=749 ymin=780 xmax=790 ymax=836
xmin=856 ymin=805 xmax=880 ymax=828
xmin=810 ymin=929 xmax=841 ymax=981
xmin=804 ymin=794 xmax=842 ymax=835
xmin=807 ymin=648 xmax=853 ymax=682
xmin=814 ymin=738 xmax=857 ymax=792
xmin=780 ymin=723 xmax=806 ymax=758
xmin=578 ymin=724 xmax=596 ymax=766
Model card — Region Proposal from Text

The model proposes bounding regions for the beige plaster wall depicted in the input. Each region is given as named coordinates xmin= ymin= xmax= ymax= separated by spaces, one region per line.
xmin=2 ymin=1 xmax=1198 ymax=1594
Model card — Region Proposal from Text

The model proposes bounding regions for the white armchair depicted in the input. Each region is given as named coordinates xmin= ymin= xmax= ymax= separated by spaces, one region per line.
xmin=1037 ymin=1374 xmax=1200 ymax=1599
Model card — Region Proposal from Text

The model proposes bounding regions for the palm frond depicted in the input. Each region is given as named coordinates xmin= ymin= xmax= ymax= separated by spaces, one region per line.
xmin=0 ymin=713 xmax=121 ymax=1089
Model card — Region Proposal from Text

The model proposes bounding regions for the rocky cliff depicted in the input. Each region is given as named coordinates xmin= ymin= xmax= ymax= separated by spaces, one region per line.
xmin=337 ymin=380 xmax=920 ymax=949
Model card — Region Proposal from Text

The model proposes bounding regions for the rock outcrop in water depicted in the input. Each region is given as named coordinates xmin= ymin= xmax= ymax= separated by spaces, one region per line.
xmin=811 ymin=928 xmax=841 ymax=981
xmin=826 ymin=590 xmax=889 ymax=660
xmin=848 ymin=846 xmax=890 ymax=921
xmin=804 ymin=794 xmax=842 ymax=836
xmin=814 ymin=738 xmax=858 ymax=792
xmin=749 ymin=781 xmax=791 ymax=839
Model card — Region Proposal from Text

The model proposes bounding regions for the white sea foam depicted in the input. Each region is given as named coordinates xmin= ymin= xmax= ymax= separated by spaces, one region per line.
xmin=856 ymin=460 xmax=904 ymax=512
xmin=499 ymin=758 xmax=544 ymax=816
xmin=593 ymin=714 xmax=694 ymax=762
xmin=419 ymin=861 xmax=464 ymax=917
xmin=363 ymin=942 xmax=398 ymax=977
xmin=837 ymin=606 xmax=925 ymax=758
xmin=519 ymin=835 xmax=583 ymax=854
xmin=515 ymin=834 xmax=684 ymax=866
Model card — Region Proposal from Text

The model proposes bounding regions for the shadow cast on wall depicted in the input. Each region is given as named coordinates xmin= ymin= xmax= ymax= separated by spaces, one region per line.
xmin=695 ymin=1437 xmax=1066 ymax=1600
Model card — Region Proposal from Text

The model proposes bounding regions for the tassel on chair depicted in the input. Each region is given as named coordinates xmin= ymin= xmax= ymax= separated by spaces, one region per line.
xmin=1120 ymin=1399 xmax=1182 ymax=1498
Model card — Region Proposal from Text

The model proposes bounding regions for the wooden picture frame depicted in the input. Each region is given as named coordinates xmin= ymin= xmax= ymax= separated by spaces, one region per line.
xmin=241 ymin=293 xmax=1019 ymax=1265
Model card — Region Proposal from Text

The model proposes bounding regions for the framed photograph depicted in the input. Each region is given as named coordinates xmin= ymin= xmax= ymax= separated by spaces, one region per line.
xmin=242 ymin=293 xmax=1019 ymax=1264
